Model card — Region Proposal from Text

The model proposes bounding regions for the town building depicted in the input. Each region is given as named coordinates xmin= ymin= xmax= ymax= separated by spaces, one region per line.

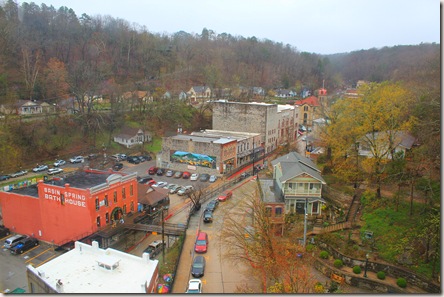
xmin=0 ymin=168 xmax=138 ymax=247
xmin=113 ymin=127 xmax=152 ymax=148
xmin=187 ymin=86 xmax=211 ymax=103
xmin=26 ymin=241 xmax=159 ymax=293
xmin=212 ymin=101 xmax=299 ymax=154
xmin=294 ymin=95 xmax=321 ymax=129
xmin=271 ymin=151 xmax=326 ymax=215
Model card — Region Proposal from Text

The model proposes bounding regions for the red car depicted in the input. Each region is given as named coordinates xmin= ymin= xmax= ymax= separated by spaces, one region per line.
xmin=194 ymin=232 xmax=208 ymax=253
xmin=147 ymin=180 xmax=156 ymax=187
xmin=148 ymin=166 xmax=158 ymax=175
xmin=182 ymin=171 xmax=191 ymax=179
xmin=218 ymin=190 xmax=233 ymax=202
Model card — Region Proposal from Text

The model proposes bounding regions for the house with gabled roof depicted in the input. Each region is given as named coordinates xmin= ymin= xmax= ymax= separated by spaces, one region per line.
xmin=294 ymin=95 xmax=321 ymax=128
xmin=357 ymin=131 xmax=416 ymax=160
xmin=275 ymin=89 xmax=297 ymax=98
xmin=113 ymin=127 xmax=152 ymax=148
xmin=271 ymin=151 xmax=326 ymax=215
xmin=187 ymin=86 xmax=211 ymax=103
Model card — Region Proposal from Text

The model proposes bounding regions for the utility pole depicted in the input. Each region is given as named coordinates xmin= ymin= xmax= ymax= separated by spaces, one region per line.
xmin=161 ymin=207 xmax=165 ymax=264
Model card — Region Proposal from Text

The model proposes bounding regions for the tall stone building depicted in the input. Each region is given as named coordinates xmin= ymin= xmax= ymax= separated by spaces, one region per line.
xmin=212 ymin=101 xmax=298 ymax=154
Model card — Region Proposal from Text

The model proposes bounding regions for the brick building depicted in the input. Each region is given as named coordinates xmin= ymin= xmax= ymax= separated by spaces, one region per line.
xmin=212 ymin=101 xmax=299 ymax=154
xmin=0 ymin=168 xmax=138 ymax=246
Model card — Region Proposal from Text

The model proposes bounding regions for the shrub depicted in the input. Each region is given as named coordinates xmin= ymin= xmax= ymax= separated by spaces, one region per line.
xmin=396 ymin=278 xmax=407 ymax=288
xmin=333 ymin=259 xmax=343 ymax=268
xmin=377 ymin=271 xmax=386 ymax=280
xmin=306 ymin=244 xmax=315 ymax=252
xmin=353 ymin=266 xmax=362 ymax=274
xmin=319 ymin=251 xmax=329 ymax=259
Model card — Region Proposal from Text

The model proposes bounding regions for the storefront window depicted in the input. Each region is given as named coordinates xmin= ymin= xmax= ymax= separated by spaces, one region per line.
xmin=96 ymin=216 xmax=101 ymax=227
xmin=106 ymin=213 xmax=109 ymax=223
xmin=123 ymin=204 xmax=127 ymax=214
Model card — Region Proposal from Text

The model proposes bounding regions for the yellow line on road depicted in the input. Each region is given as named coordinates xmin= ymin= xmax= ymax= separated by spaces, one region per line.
xmin=34 ymin=254 xmax=58 ymax=267
xmin=25 ymin=247 xmax=52 ymax=263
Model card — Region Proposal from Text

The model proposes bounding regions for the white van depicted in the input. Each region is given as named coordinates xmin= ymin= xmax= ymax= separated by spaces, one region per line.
xmin=143 ymin=240 xmax=165 ymax=259
xmin=5 ymin=234 xmax=27 ymax=249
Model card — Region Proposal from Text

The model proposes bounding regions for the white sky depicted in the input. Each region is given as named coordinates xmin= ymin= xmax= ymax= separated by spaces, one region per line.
xmin=24 ymin=0 xmax=440 ymax=54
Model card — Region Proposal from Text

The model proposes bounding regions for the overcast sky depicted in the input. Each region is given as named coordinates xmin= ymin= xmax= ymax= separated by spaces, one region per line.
xmin=25 ymin=0 xmax=440 ymax=55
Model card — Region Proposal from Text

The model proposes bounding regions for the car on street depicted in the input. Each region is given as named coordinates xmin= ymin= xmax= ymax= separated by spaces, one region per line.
xmin=199 ymin=173 xmax=210 ymax=182
xmin=156 ymin=168 xmax=164 ymax=176
xmin=194 ymin=232 xmax=208 ymax=253
xmin=48 ymin=168 xmax=64 ymax=175
xmin=113 ymin=163 xmax=124 ymax=171
xmin=147 ymin=180 xmax=156 ymax=187
xmin=177 ymin=185 xmax=193 ymax=196
xmin=10 ymin=237 xmax=39 ymax=255
xmin=205 ymin=199 xmax=219 ymax=212
xmin=137 ymin=156 xmax=147 ymax=162
xmin=118 ymin=154 xmax=128 ymax=161
xmin=209 ymin=175 xmax=217 ymax=183
xmin=148 ymin=166 xmax=158 ymax=175
xmin=203 ymin=210 xmax=213 ymax=223
xmin=218 ymin=190 xmax=233 ymax=202
xmin=190 ymin=173 xmax=199 ymax=181
xmin=191 ymin=256 xmax=206 ymax=278
xmin=0 ymin=226 xmax=10 ymax=238
xmin=186 ymin=279 xmax=202 ymax=293
xmin=173 ymin=171 xmax=183 ymax=178
xmin=127 ymin=156 xmax=140 ymax=164
xmin=153 ymin=181 xmax=168 ymax=188
xmin=69 ymin=156 xmax=84 ymax=163
xmin=182 ymin=171 xmax=191 ymax=179
xmin=10 ymin=170 xmax=28 ymax=178
xmin=0 ymin=174 xmax=11 ymax=181
xmin=169 ymin=185 xmax=183 ymax=194
xmin=164 ymin=183 xmax=178 ymax=190
xmin=54 ymin=159 xmax=66 ymax=167
xmin=165 ymin=170 xmax=174 ymax=177
xmin=32 ymin=164 xmax=49 ymax=172
xmin=138 ymin=176 xmax=154 ymax=184
xmin=240 ymin=172 xmax=250 ymax=179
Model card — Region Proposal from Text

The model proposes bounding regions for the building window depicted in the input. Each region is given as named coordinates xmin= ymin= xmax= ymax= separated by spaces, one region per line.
xmin=265 ymin=207 xmax=272 ymax=217
xmin=130 ymin=201 xmax=134 ymax=212
xmin=114 ymin=191 xmax=117 ymax=203
xmin=106 ymin=213 xmax=109 ymax=224
xmin=275 ymin=207 xmax=283 ymax=217
xmin=96 ymin=216 xmax=101 ymax=227
xmin=304 ymin=106 xmax=308 ymax=111
xmin=105 ymin=194 xmax=109 ymax=206
xmin=130 ymin=185 xmax=133 ymax=196
xmin=95 ymin=198 xmax=99 ymax=210
xmin=60 ymin=194 xmax=65 ymax=205
xmin=123 ymin=204 xmax=127 ymax=214
xmin=122 ymin=187 xmax=126 ymax=199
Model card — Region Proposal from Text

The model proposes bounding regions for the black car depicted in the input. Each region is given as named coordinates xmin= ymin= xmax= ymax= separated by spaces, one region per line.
xmin=138 ymin=176 xmax=154 ymax=184
xmin=191 ymin=255 xmax=206 ymax=278
xmin=203 ymin=210 xmax=213 ymax=223
xmin=0 ymin=175 xmax=11 ymax=181
xmin=0 ymin=226 xmax=10 ymax=238
xmin=156 ymin=168 xmax=164 ymax=176
xmin=142 ymin=155 xmax=152 ymax=161
xmin=113 ymin=163 xmax=124 ymax=171
xmin=199 ymin=173 xmax=210 ymax=182
xmin=205 ymin=199 xmax=219 ymax=212
xmin=137 ymin=156 xmax=147 ymax=162
xmin=10 ymin=237 xmax=39 ymax=254
xmin=127 ymin=156 xmax=140 ymax=164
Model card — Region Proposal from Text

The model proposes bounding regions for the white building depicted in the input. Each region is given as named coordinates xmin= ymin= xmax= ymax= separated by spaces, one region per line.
xmin=26 ymin=241 xmax=159 ymax=293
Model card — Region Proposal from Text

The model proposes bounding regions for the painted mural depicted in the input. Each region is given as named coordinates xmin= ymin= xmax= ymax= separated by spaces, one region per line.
xmin=170 ymin=150 xmax=217 ymax=169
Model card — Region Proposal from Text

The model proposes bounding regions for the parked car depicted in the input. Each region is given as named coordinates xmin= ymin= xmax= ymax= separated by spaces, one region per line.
xmin=141 ymin=155 xmax=152 ymax=161
xmin=164 ymin=183 xmax=178 ymax=190
xmin=173 ymin=171 xmax=183 ymax=178
xmin=110 ymin=154 xmax=122 ymax=162
xmin=137 ymin=156 xmax=147 ymax=162
xmin=147 ymin=180 xmax=156 ymax=187
xmin=32 ymin=165 xmax=49 ymax=172
xmin=156 ymin=168 xmax=164 ymax=176
xmin=113 ymin=163 xmax=124 ymax=171
xmin=177 ymin=185 xmax=193 ymax=196
xmin=10 ymin=170 xmax=28 ymax=178
xmin=10 ymin=237 xmax=39 ymax=254
xmin=169 ymin=185 xmax=183 ymax=194
xmin=203 ymin=210 xmax=213 ymax=223
xmin=165 ymin=170 xmax=174 ymax=177
xmin=87 ymin=153 xmax=99 ymax=160
xmin=143 ymin=240 xmax=165 ymax=260
xmin=240 ymin=172 xmax=250 ymax=179
xmin=194 ymin=232 xmax=208 ymax=253
xmin=209 ymin=175 xmax=217 ymax=183
xmin=138 ymin=176 xmax=154 ymax=184
xmin=4 ymin=234 xmax=27 ymax=249
xmin=54 ymin=160 xmax=66 ymax=167
xmin=191 ymin=255 xmax=206 ymax=278
xmin=47 ymin=168 xmax=64 ymax=175
xmin=0 ymin=175 xmax=11 ymax=181
xmin=218 ymin=190 xmax=233 ymax=202
xmin=69 ymin=156 xmax=84 ymax=163
xmin=118 ymin=154 xmax=128 ymax=161
xmin=0 ymin=226 xmax=10 ymax=238
xmin=148 ymin=166 xmax=158 ymax=175
xmin=199 ymin=173 xmax=210 ymax=182
xmin=127 ymin=156 xmax=140 ymax=164
xmin=205 ymin=199 xmax=219 ymax=212
xmin=186 ymin=279 xmax=202 ymax=294
xmin=153 ymin=181 xmax=168 ymax=188
xmin=190 ymin=173 xmax=199 ymax=181
xmin=182 ymin=171 xmax=191 ymax=179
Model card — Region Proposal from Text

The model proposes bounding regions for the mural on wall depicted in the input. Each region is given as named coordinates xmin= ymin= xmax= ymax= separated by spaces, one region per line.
xmin=170 ymin=150 xmax=217 ymax=169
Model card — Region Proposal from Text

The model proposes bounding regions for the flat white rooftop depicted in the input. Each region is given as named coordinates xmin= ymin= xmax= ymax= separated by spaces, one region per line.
xmin=28 ymin=241 xmax=158 ymax=293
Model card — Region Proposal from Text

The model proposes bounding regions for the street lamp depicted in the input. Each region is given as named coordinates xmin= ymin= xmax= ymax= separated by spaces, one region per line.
xmin=364 ymin=253 xmax=369 ymax=277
